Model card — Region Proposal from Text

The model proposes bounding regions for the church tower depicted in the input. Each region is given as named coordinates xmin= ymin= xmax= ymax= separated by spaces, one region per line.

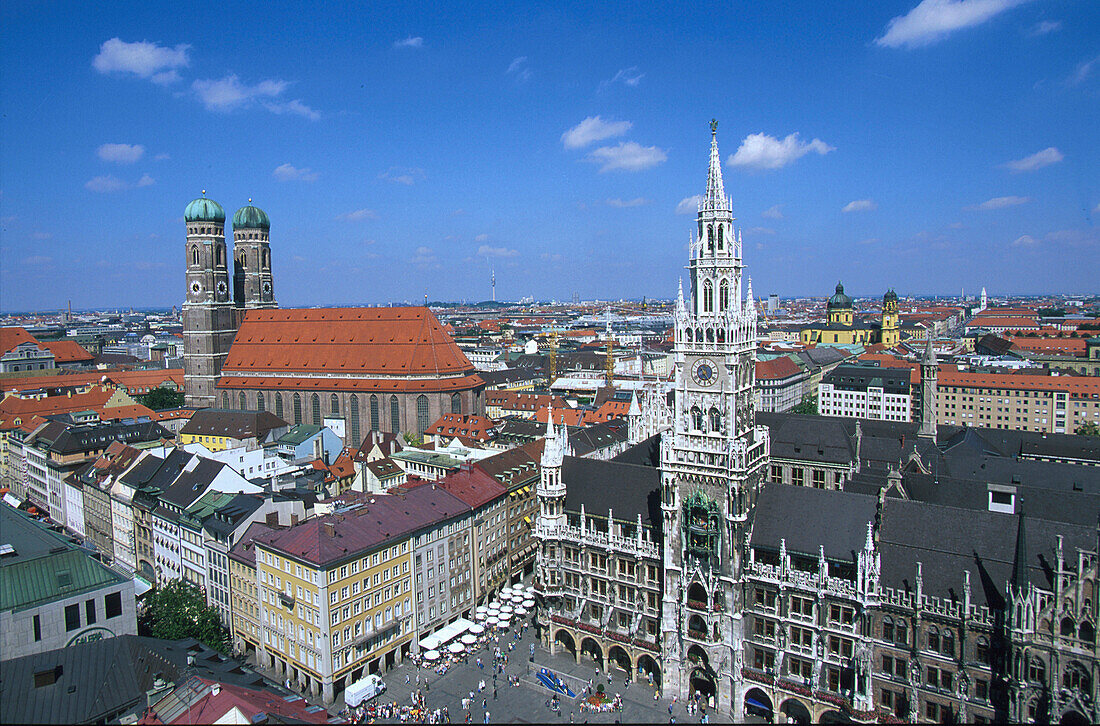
xmin=183 ymin=194 xmax=237 ymax=408
xmin=659 ymin=121 xmax=770 ymax=711
xmin=918 ymin=335 xmax=938 ymax=441
xmin=881 ymin=289 xmax=899 ymax=347
xmin=232 ymin=201 xmax=276 ymax=314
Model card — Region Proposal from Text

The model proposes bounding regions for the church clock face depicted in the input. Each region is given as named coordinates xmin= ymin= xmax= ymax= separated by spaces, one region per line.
xmin=692 ymin=358 xmax=718 ymax=387
xmin=262 ymin=280 xmax=272 ymax=297
xmin=216 ymin=280 xmax=228 ymax=297
xmin=189 ymin=280 xmax=202 ymax=297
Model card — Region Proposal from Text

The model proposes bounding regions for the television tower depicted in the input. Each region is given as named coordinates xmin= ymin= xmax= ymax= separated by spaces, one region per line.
xmin=491 ymin=267 xmax=496 ymax=302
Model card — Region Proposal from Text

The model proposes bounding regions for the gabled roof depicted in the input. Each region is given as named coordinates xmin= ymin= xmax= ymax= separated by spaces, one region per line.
xmin=561 ymin=455 xmax=661 ymax=529
xmin=425 ymin=413 xmax=497 ymax=442
xmin=41 ymin=339 xmax=94 ymax=363
xmin=179 ymin=409 xmax=287 ymax=439
xmin=755 ymin=356 xmax=802 ymax=381
xmin=221 ymin=306 xmax=479 ymax=378
xmin=750 ymin=483 xmax=878 ymax=560
xmin=0 ymin=326 xmax=45 ymax=355
xmin=435 ymin=466 xmax=508 ymax=509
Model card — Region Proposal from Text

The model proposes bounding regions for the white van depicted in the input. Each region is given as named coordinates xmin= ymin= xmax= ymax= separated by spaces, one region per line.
xmin=344 ymin=674 xmax=386 ymax=707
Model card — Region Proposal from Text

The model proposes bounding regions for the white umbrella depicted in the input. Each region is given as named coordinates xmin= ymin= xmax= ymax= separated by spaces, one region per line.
xmin=497 ymin=622 xmax=509 ymax=631
xmin=475 ymin=611 xmax=488 ymax=621
xmin=514 ymin=606 xmax=528 ymax=616
xmin=487 ymin=606 xmax=500 ymax=615
xmin=490 ymin=600 xmax=502 ymax=609
xmin=522 ymin=599 xmax=535 ymax=608
xmin=486 ymin=616 xmax=499 ymax=625
xmin=461 ymin=633 xmax=478 ymax=645
xmin=448 ymin=641 xmax=465 ymax=654
xmin=499 ymin=605 xmax=513 ymax=615
xmin=424 ymin=650 xmax=441 ymax=661
xmin=475 ymin=605 xmax=488 ymax=614
xmin=526 ymin=585 xmax=535 ymax=594
xmin=498 ymin=613 xmax=512 ymax=623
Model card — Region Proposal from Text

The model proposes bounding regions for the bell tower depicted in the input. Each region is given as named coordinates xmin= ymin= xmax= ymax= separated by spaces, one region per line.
xmin=660 ymin=121 xmax=770 ymax=711
xmin=183 ymin=193 xmax=237 ymax=408
xmin=232 ymin=200 xmax=277 ymax=313
xmin=881 ymin=289 xmax=899 ymax=347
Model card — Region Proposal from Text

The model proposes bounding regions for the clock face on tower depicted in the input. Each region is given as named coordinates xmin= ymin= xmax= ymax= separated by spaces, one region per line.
xmin=692 ymin=358 xmax=718 ymax=387
xmin=262 ymin=280 xmax=272 ymax=296
xmin=189 ymin=280 xmax=202 ymax=296
xmin=216 ymin=280 xmax=228 ymax=297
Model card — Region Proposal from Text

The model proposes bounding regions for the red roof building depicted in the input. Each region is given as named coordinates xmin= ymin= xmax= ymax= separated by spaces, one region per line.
xmin=214 ymin=307 xmax=485 ymax=446
xmin=425 ymin=413 xmax=498 ymax=443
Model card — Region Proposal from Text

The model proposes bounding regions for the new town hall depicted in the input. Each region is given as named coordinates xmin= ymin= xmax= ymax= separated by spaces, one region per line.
xmin=535 ymin=124 xmax=1100 ymax=724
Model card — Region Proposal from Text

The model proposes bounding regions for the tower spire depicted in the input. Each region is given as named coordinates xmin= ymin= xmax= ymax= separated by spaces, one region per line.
xmin=705 ymin=119 xmax=726 ymax=208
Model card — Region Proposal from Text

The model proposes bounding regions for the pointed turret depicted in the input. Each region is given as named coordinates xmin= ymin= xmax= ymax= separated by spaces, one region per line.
xmin=704 ymin=119 xmax=726 ymax=208
xmin=922 ymin=335 xmax=937 ymax=366
xmin=745 ymin=277 xmax=754 ymax=315
xmin=918 ymin=335 xmax=939 ymax=441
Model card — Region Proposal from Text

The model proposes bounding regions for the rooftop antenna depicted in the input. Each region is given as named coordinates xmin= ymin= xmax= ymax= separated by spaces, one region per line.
xmin=491 ymin=267 xmax=496 ymax=303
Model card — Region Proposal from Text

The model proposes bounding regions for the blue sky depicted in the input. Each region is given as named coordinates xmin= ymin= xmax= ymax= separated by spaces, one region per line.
xmin=1 ymin=0 xmax=1097 ymax=311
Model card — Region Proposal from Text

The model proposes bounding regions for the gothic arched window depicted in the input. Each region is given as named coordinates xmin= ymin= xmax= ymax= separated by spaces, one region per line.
xmin=691 ymin=406 xmax=703 ymax=431
xmin=241 ymin=253 xmax=247 ymax=268
xmin=703 ymin=281 xmax=713 ymax=313
xmin=1063 ymin=661 xmax=1090 ymax=692
xmin=349 ymin=394 xmax=360 ymax=446
xmin=311 ymin=393 xmax=321 ymax=424
xmin=706 ymin=225 xmax=714 ymax=254
xmin=274 ymin=394 xmax=284 ymax=419
xmin=390 ymin=395 xmax=401 ymax=432
xmin=719 ymin=279 xmax=729 ymax=311
xmin=330 ymin=393 xmax=340 ymax=415
xmin=216 ymin=244 xmax=225 ymax=267
xmin=1027 ymin=657 xmax=1045 ymax=683
xmin=292 ymin=393 xmax=302 ymax=425
xmin=370 ymin=394 xmax=380 ymax=432
xmin=416 ymin=395 xmax=429 ymax=435
xmin=221 ymin=391 xmax=229 ymax=408
xmin=709 ymin=407 xmax=721 ymax=431
xmin=191 ymin=246 xmax=199 ymax=266
xmin=451 ymin=393 xmax=462 ymax=415
xmin=263 ymin=248 xmax=270 ymax=269
xmin=1061 ymin=617 xmax=1076 ymax=637
xmin=238 ymin=391 xmax=246 ymax=410
xmin=257 ymin=392 xmax=265 ymax=412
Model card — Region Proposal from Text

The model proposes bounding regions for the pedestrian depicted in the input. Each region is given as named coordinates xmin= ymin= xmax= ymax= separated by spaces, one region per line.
xmin=493 ymin=687 xmax=497 ymax=700
xmin=406 ymin=674 xmax=410 ymax=685
xmin=483 ymin=711 xmax=490 ymax=724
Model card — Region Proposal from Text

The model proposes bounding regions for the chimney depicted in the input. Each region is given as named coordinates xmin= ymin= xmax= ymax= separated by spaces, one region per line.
xmin=265 ymin=512 xmax=279 ymax=526
xmin=322 ymin=522 xmax=336 ymax=538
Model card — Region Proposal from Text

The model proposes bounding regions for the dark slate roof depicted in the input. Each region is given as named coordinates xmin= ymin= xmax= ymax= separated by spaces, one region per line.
xmin=179 ymin=409 xmax=288 ymax=440
xmin=756 ymin=412 xmax=856 ymax=465
xmin=878 ymin=499 xmax=1096 ymax=608
xmin=822 ymin=363 xmax=911 ymax=394
xmin=228 ymin=521 xmax=283 ymax=567
xmin=561 ymin=455 xmax=661 ymax=528
xmin=29 ymin=420 xmax=170 ymax=456
xmin=796 ymin=346 xmax=852 ymax=368
xmin=475 ymin=443 xmax=541 ymax=490
xmin=0 ymin=636 xmax=269 ymax=725
xmin=568 ymin=419 xmax=628 ymax=457
xmin=611 ymin=434 xmax=662 ymax=468
xmin=158 ymin=457 xmax=225 ymax=507
xmin=750 ymin=483 xmax=878 ymax=561
xmin=479 ymin=368 xmax=542 ymax=386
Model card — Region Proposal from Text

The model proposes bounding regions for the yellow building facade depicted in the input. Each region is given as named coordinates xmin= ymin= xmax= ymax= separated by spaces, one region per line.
xmin=800 ymin=283 xmax=901 ymax=347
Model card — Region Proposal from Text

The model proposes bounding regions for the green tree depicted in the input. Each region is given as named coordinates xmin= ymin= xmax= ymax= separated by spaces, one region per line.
xmin=1076 ymin=422 xmax=1100 ymax=437
xmin=139 ymin=579 xmax=231 ymax=653
xmin=137 ymin=386 xmax=185 ymax=410
xmin=791 ymin=395 xmax=818 ymax=416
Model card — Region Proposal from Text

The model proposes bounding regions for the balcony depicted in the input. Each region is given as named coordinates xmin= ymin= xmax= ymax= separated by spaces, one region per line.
xmin=278 ymin=592 xmax=295 ymax=609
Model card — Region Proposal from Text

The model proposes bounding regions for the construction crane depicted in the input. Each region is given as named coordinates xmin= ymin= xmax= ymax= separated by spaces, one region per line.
xmin=604 ymin=306 xmax=614 ymax=387
xmin=548 ymin=325 xmax=559 ymax=385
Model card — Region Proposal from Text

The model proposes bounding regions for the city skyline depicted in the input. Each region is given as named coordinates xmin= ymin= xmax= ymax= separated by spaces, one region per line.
xmin=2 ymin=0 xmax=1099 ymax=311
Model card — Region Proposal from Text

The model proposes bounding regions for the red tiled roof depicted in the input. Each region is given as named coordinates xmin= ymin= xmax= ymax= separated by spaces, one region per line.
xmin=533 ymin=407 xmax=586 ymax=426
xmin=755 ymin=357 xmax=802 ymax=380
xmin=857 ymin=353 xmax=922 ymax=385
xmin=0 ymin=385 xmax=147 ymax=430
xmin=41 ymin=339 xmax=94 ymax=362
xmin=939 ymin=365 xmax=1100 ymax=397
xmin=217 ymin=373 xmax=484 ymax=393
xmin=0 ymin=369 xmax=184 ymax=395
xmin=139 ymin=677 xmax=330 ymax=724
xmin=221 ymin=306 xmax=478 ymax=378
xmin=0 ymin=327 xmax=43 ymax=355
xmin=969 ymin=315 xmax=1039 ymax=328
xmin=1008 ymin=337 xmax=1087 ymax=356
xmin=436 ymin=466 xmax=508 ymax=509
xmin=425 ymin=413 xmax=497 ymax=442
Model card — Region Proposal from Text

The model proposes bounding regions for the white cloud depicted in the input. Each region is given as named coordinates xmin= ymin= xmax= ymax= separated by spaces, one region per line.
xmin=97 ymin=143 xmax=145 ymax=164
xmin=477 ymin=245 xmax=519 ymax=258
xmin=1012 ymin=234 xmax=1038 ymax=247
xmin=966 ymin=195 xmax=1031 ymax=211
xmin=561 ymin=116 xmax=632 ymax=150
xmin=92 ymin=38 xmax=190 ymax=83
xmin=746 ymin=227 xmax=776 ymax=235
xmin=337 ymin=208 xmax=378 ymax=221
xmin=587 ymin=141 xmax=667 ymax=172
xmin=263 ymin=98 xmax=321 ymax=121
xmin=475 ymin=234 xmax=490 ymax=242
xmin=676 ymin=195 xmax=703 ymax=215
xmin=606 ymin=197 xmax=649 ymax=208
xmin=761 ymin=204 xmax=784 ymax=219
xmin=273 ymin=163 xmax=319 ymax=182
xmin=1067 ymin=55 xmax=1100 ymax=86
xmin=136 ymin=174 xmax=155 ymax=187
xmin=1002 ymin=147 xmax=1063 ymax=172
xmin=875 ymin=0 xmax=1032 ymax=49
xmin=394 ymin=36 xmax=424 ymax=49
xmin=1030 ymin=20 xmax=1061 ymax=35
xmin=193 ymin=74 xmax=286 ymax=111
xmin=843 ymin=199 xmax=877 ymax=213
xmin=84 ymin=175 xmax=127 ymax=193
xmin=379 ymin=167 xmax=424 ymax=185
xmin=506 ymin=57 xmax=531 ymax=83
xmin=409 ymin=246 xmax=437 ymax=264
xmin=600 ymin=67 xmax=644 ymax=91
xmin=154 ymin=152 xmax=170 ymax=161
xmin=727 ymin=132 xmax=834 ymax=170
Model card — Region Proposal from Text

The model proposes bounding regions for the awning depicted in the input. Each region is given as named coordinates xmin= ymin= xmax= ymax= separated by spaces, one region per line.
xmin=417 ymin=617 xmax=475 ymax=651
xmin=745 ymin=697 xmax=772 ymax=712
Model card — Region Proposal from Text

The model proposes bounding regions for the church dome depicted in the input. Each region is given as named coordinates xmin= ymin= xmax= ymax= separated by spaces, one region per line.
xmin=185 ymin=195 xmax=226 ymax=223
xmin=884 ymin=289 xmax=897 ymax=303
xmin=233 ymin=202 xmax=270 ymax=230
xmin=827 ymin=281 xmax=853 ymax=309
